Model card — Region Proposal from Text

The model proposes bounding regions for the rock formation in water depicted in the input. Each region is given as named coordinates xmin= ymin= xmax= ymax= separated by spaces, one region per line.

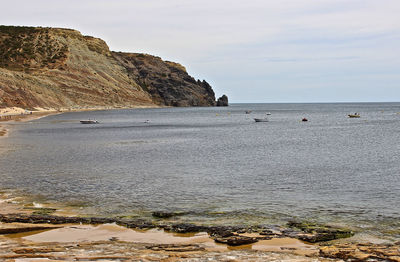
xmin=216 ymin=94 xmax=228 ymax=106
xmin=0 ymin=26 xmax=217 ymax=109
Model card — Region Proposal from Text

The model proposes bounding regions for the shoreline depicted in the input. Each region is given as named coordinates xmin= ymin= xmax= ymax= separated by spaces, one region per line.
xmin=0 ymin=104 xmax=163 ymax=123
xmin=0 ymin=193 xmax=399 ymax=261
xmin=0 ymin=104 xmax=162 ymax=141
xmin=0 ymin=107 xmax=62 ymax=156
xmin=0 ymin=193 xmax=319 ymax=260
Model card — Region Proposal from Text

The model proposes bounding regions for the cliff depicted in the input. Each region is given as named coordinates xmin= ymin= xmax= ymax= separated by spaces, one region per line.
xmin=113 ymin=53 xmax=215 ymax=107
xmin=0 ymin=26 xmax=216 ymax=110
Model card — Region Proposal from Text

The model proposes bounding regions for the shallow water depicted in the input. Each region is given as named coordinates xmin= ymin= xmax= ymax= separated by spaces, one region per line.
xmin=1 ymin=103 xmax=399 ymax=238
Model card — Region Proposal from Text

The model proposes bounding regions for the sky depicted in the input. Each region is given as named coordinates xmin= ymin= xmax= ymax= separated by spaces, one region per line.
xmin=2 ymin=0 xmax=400 ymax=103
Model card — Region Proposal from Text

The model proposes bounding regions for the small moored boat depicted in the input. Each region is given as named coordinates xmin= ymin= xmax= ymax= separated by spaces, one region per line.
xmin=80 ymin=120 xmax=99 ymax=124
xmin=348 ymin=113 xmax=360 ymax=118
xmin=302 ymin=118 xmax=308 ymax=122
xmin=254 ymin=118 xmax=269 ymax=122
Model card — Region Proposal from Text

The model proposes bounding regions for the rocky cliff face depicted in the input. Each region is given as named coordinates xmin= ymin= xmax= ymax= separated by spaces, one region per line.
xmin=113 ymin=53 xmax=215 ymax=107
xmin=0 ymin=26 xmax=216 ymax=109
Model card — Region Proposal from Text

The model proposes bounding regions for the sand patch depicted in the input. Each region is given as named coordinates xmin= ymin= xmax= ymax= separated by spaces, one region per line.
xmin=23 ymin=224 xmax=218 ymax=246
xmin=20 ymin=224 xmax=318 ymax=255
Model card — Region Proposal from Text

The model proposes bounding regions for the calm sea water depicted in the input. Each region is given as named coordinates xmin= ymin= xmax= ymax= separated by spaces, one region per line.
xmin=1 ymin=103 xmax=399 ymax=237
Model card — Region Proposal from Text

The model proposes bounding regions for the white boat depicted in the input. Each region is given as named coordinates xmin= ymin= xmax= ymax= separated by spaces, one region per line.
xmin=266 ymin=112 xmax=271 ymax=115
xmin=254 ymin=118 xmax=269 ymax=122
xmin=80 ymin=120 xmax=99 ymax=124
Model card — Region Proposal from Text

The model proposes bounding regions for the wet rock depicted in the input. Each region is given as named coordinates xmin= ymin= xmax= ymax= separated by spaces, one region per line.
xmin=209 ymin=229 xmax=234 ymax=238
xmin=23 ymin=207 xmax=57 ymax=215
xmin=146 ymin=244 xmax=205 ymax=252
xmin=0 ymin=213 xmax=156 ymax=230
xmin=214 ymin=235 xmax=258 ymax=246
xmin=168 ymin=223 xmax=208 ymax=233
xmin=86 ymin=217 xmax=116 ymax=224
xmin=205 ymin=225 xmax=248 ymax=238
xmin=235 ymin=228 xmax=247 ymax=234
xmin=281 ymin=228 xmax=303 ymax=238
xmin=287 ymin=221 xmax=354 ymax=242
xmin=260 ymin=229 xmax=273 ymax=235
xmin=0 ymin=226 xmax=58 ymax=234
xmin=216 ymin=95 xmax=228 ymax=106
xmin=117 ymin=219 xmax=155 ymax=229
xmin=151 ymin=211 xmax=185 ymax=219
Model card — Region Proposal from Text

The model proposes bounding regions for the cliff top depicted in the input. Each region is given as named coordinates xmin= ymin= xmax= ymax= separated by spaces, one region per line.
xmin=0 ymin=25 xmax=110 ymax=71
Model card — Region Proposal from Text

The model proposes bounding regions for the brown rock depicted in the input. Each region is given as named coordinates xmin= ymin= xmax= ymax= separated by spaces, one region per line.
xmin=13 ymin=247 xmax=65 ymax=254
xmin=0 ymin=226 xmax=58 ymax=234
xmin=320 ymin=243 xmax=400 ymax=261
xmin=214 ymin=235 xmax=258 ymax=246
xmin=0 ymin=25 xmax=217 ymax=109
xmin=113 ymin=52 xmax=216 ymax=107
xmin=146 ymin=244 xmax=205 ymax=252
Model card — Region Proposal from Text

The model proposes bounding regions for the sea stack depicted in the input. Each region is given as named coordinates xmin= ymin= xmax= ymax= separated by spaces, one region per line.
xmin=216 ymin=94 xmax=229 ymax=106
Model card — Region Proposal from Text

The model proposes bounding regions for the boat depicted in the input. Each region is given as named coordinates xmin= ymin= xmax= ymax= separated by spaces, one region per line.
xmin=80 ymin=120 xmax=99 ymax=124
xmin=245 ymin=110 xmax=252 ymax=114
xmin=266 ymin=112 xmax=271 ymax=115
xmin=348 ymin=113 xmax=360 ymax=118
xmin=254 ymin=118 xmax=269 ymax=122
xmin=302 ymin=118 xmax=308 ymax=122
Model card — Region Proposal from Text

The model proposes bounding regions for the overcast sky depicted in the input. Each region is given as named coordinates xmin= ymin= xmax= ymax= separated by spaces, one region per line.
xmin=2 ymin=0 xmax=400 ymax=102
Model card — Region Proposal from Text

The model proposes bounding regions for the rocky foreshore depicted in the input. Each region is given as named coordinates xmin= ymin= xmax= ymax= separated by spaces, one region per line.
xmin=0 ymin=213 xmax=354 ymax=245
xmin=0 ymin=201 xmax=399 ymax=261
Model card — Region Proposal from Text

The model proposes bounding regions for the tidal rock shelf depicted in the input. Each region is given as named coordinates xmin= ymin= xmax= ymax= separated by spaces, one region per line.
xmin=0 ymin=213 xmax=353 ymax=246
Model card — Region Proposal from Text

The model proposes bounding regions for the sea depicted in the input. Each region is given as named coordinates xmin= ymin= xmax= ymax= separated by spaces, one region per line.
xmin=1 ymin=103 xmax=399 ymax=240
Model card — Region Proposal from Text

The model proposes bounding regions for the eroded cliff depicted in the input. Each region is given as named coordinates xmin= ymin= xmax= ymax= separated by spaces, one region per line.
xmin=0 ymin=26 xmax=216 ymax=109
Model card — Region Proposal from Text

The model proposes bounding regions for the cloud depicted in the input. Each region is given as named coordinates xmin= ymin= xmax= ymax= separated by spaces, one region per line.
xmin=2 ymin=0 xmax=400 ymax=102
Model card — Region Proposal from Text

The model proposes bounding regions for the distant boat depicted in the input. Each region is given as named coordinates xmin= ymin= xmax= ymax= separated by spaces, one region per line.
xmin=348 ymin=113 xmax=360 ymax=118
xmin=266 ymin=112 xmax=271 ymax=115
xmin=254 ymin=118 xmax=268 ymax=122
xmin=80 ymin=120 xmax=99 ymax=124
xmin=302 ymin=118 xmax=308 ymax=122
xmin=245 ymin=110 xmax=252 ymax=114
